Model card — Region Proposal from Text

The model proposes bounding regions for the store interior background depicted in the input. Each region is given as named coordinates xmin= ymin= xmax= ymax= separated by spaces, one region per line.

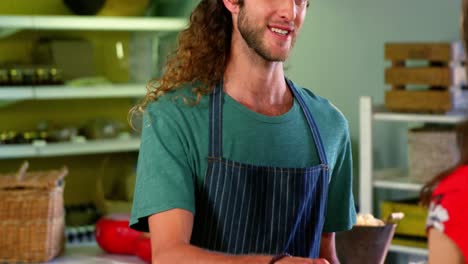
xmin=0 ymin=0 xmax=197 ymax=208
xmin=0 ymin=0 xmax=461 ymax=263
xmin=289 ymin=0 xmax=459 ymax=188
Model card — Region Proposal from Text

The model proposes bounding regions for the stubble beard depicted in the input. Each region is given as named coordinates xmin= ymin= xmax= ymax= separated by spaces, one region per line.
xmin=237 ymin=7 xmax=296 ymax=62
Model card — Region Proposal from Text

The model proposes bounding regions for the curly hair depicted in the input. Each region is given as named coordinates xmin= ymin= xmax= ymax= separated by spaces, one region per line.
xmin=129 ymin=0 xmax=243 ymax=125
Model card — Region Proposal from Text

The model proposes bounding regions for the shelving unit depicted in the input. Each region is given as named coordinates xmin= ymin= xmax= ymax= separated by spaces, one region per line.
xmin=359 ymin=96 xmax=468 ymax=257
xmin=0 ymin=137 xmax=141 ymax=159
xmin=0 ymin=15 xmax=187 ymax=32
xmin=0 ymin=15 xmax=187 ymax=158
xmin=373 ymin=168 xmax=423 ymax=191
xmin=389 ymin=245 xmax=428 ymax=256
xmin=50 ymin=243 xmax=144 ymax=264
xmin=0 ymin=11 xmax=186 ymax=264
xmin=0 ymin=83 xmax=147 ymax=100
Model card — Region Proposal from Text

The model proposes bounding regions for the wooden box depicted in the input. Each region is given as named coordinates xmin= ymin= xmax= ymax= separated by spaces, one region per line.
xmin=384 ymin=42 xmax=466 ymax=113
xmin=385 ymin=90 xmax=452 ymax=113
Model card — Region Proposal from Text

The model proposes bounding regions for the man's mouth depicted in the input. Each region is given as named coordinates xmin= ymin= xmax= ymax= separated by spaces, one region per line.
xmin=269 ymin=27 xmax=292 ymax=36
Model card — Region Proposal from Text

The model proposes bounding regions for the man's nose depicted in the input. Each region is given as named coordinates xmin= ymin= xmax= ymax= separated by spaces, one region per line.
xmin=277 ymin=0 xmax=297 ymax=22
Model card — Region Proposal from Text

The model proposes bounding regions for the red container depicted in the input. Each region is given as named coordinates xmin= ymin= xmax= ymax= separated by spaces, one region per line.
xmin=135 ymin=237 xmax=152 ymax=263
xmin=94 ymin=214 xmax=142 ymax=255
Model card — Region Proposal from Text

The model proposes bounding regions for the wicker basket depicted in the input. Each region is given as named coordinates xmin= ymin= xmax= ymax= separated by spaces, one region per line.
xmin=0 ymin=162 xmax=68 ymax=263
xmin=408 ymin=123 xmax=468 ymax=183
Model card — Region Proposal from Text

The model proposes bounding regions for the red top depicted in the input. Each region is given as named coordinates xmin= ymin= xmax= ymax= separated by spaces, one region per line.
xmin=427 ymin=165 xmax=468 ymax=261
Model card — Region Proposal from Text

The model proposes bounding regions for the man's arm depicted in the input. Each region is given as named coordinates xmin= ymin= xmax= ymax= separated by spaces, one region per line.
xmin=319 ymin=233 xmax=339 ymax=264
xmin=149 ymin=208 xmax=329 ymax=264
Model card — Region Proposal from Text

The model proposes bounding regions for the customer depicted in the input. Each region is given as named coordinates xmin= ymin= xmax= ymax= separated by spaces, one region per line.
xmin=129 ymin=0 xmax=356 ymax=263
xmin=421 ymin=1 xmax=468 ymax=258
xmin=421 ymin=161 xmax=468 ymax=263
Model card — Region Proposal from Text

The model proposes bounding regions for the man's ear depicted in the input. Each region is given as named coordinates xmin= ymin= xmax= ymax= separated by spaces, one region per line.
xmin=222 ymin=0 xmax=240 ymax=15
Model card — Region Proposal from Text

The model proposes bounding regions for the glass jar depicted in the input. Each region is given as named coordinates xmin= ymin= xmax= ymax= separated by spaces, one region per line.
xmin=9 ymin=68 xmax=23 ymax=85
xmin=49 ymin=67 xmax=64 ymax=85
xmin=35 ymin=67 xmax=49 ymax=85
xmin=21 ymin=67 xmax=36 ymax=85
xmin=0 ymin=69 xmax=8 ymax=86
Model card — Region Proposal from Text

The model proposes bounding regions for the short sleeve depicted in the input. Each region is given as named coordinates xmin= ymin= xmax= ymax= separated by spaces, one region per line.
xmin=322 ymin=131 xmax=357 ymax=232
xmin=427 ymin=181 xmax=468 ymax=261
xmin=130 ymin=104 xmax=195 ymax=232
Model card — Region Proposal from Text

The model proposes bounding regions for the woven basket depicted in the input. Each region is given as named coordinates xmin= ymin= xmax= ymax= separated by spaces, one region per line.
xmin=408 ymin=123 xmax=468 ymax=183
xmin=0 ymin=162 xmax=68 ymax=263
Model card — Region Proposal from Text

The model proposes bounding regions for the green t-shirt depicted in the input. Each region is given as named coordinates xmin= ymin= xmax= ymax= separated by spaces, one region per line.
xmin=130 ymin=81 xmax=356 ymax=233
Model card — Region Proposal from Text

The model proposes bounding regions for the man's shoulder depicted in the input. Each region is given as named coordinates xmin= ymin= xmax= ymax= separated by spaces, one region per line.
xmin=145 ymin=83 xmax=210 ymax=116
xmin=295 ymin=85 xmax=329 ymax=105
xmin=294 ymin=84 xmax=348 ymax=125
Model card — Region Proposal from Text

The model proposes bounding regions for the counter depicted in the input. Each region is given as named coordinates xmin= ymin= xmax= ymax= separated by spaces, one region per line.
xmin=50 ymin=242 xmax=145 ymax=264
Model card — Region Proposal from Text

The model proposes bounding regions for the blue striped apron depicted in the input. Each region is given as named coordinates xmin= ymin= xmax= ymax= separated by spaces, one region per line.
xmin=191 ymin=79 xmax=330 ymax=258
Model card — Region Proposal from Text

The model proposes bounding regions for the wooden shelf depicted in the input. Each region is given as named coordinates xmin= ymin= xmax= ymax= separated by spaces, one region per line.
xmin=51 ymin=243 xmax=144 ymax=263
xmin=389 ymin=244 xmax=428 ymax=256
xmin=0 ymin=15 xmax=187 ymax=32
xmin=373 ymin=168 xmax=423 ymax=191
xmin=0 ymin=137 xmax=140 ymax=159
xmin=373 ymin=105 xmax=468 ymax=124
xmin=0 ymin=84 xmax=146 ymax=100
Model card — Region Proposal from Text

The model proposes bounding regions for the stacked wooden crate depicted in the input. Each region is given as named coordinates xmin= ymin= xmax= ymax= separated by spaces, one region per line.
xmin=385 ymin=42 xmax=466 ymax=113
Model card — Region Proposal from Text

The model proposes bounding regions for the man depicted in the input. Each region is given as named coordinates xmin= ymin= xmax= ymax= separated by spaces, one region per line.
xmin=130 ymin=0 xmax=356 ymax=263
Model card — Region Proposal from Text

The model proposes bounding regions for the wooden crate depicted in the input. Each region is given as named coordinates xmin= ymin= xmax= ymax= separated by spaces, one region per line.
xmin=385 ymin=90 xmax=451 ymax=113
xmin=386 ymin=67 xmax=458 ymax=87
xmin=384 ymin=42 xmax=466 ymax=113
xmin=385 ymin=43 xmax=464 ymax=62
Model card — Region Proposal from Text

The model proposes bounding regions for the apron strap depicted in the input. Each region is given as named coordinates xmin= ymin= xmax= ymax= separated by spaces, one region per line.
xmin=287 ymin=79 xmax=329 ymax=165
xmin=208 ymin=78 xmax=328 ymax=166
xmin=208 ymin=82 xmax=223 ymax=158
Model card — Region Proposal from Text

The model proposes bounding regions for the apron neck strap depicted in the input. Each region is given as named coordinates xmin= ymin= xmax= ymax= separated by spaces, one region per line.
xmin=208 ymin=78 xmax=328 ymax=165
xmin=287 ymin=79 xmax=328 ymax=165
xmin=208 ymin=81 xmax=224 ymax=158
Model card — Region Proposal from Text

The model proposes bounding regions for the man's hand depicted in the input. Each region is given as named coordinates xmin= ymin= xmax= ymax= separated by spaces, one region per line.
xmin=149 ymin=209 xmax=333 ymax=264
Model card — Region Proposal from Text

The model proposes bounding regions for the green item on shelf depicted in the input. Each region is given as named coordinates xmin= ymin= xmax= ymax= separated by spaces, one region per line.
xmin=392 ymin=236 xmax=428 ymax=249
xmin=65 ymin=76 xmax=112 ymax=87
xmin=381 ymin=199 xmax=428 ymax=238
xmin=145 ymin=0 xmax=194 ymax=17
xmin=0 ymin=101 xmax=17 ymax=108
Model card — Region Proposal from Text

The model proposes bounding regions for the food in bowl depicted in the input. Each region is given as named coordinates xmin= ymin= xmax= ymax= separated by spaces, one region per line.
xmin=356 ymin=213 xmax=385 ymax=226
